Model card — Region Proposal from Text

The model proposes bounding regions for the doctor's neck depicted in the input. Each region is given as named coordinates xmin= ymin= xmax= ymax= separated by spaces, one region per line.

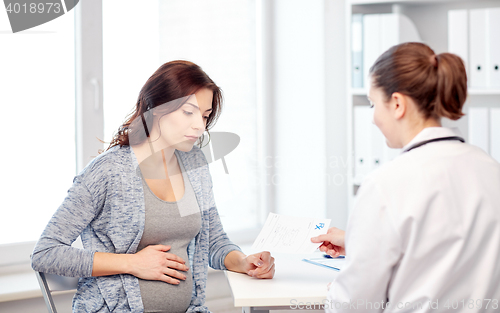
xmin=400 ymin=114 xmax=442 ymax=148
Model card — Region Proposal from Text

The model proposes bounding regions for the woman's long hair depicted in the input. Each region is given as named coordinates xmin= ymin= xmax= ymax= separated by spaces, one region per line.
xmin=105 ymin=60 xmax=223 ymax=151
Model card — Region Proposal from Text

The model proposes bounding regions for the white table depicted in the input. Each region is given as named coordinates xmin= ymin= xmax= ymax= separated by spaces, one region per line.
xmin=225 ymin=252 xmax=339 ymax=312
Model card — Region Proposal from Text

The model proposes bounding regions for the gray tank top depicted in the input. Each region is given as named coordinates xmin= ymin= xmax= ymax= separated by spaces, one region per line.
xmin=137 ymin=158 xmax=202 ymax=313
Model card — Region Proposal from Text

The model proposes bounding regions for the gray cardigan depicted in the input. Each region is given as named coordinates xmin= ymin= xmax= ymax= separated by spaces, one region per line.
xmin=31 ymin=145 xmax=241 ymax=312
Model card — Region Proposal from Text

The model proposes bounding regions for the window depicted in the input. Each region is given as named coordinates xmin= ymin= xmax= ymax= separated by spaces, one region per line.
xmin=102 ymin=0 xmax=261 ymax=237
xmin=0 ymin=10 xmax=75 ymax=245
xmin=159 ymin=0 xmax=259 ymax=234
xmin=102 ymin=0 xmax=161 ymax=146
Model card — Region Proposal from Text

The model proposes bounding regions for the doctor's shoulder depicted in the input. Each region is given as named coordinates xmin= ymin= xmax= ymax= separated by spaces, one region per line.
xmin=464 ymin=142 xmax=500 ymax=166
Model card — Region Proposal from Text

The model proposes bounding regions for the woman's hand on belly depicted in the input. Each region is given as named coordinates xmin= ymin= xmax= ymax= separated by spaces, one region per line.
xmin=129 ymin=245 xmax=190 ymax=284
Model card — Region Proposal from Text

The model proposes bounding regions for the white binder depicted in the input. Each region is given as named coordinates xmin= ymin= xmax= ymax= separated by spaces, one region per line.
xmin=354 ymin=106 xmax=373 ymax=184
xmin=352 ymin=14 xmax=364 ymax=88
xmin=371 ymin=124 xmax=401 ymax=170
xmin=370 ymin=122 xmax=385 ymax=172
xmin=487 ymin=8 xmax=500 ymax=88
xmin=381 ymin=14 xmax=399 ymax=51
xmin=490 ymin=108 xmax=500 ymax=163
xmin=394 ymin=14 xmax=421 ymax=46
xmin=448 ymin=10 xmax=468 ymax=76
xmin=470 ymin=9 xmax=488 ymax=88
xmin=362 ymin=13 xmax=421 ymax=88
xmin=363 ymin=14 xmax=381 ymax=89
xmin=354 ymin=106 xmax=400 ymax=183
xmin=468 ymin=107 xmax=489 ymax=153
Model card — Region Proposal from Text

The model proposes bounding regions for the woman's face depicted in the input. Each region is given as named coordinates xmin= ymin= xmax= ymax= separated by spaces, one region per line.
xmin=155 ymin=88 xmax=213 ymax=152
xmin=368 ymin=80 xmax=399 ymax=148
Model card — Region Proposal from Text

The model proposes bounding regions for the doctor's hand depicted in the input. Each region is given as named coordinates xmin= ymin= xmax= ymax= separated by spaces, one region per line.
xmin=224 ymin=250 xmax=275 ymax=279
xmin=311 ymin=227 xmax=346 ymax=258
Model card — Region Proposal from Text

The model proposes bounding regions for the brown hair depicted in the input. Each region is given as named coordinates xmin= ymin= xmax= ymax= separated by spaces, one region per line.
xmin=369 ymin=42 xmax=467 ymax=120
xmin=106 ymin=60 xmax=223 ymax=151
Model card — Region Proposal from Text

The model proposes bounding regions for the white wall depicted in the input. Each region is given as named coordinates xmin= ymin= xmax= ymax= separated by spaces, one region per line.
xmin=273 ymin=0 xmax=327 ymax=218
xmin=324 ymin=0 xmax=348 ymax=229
xmin=271 ymin=0 xmax=348 ymax=228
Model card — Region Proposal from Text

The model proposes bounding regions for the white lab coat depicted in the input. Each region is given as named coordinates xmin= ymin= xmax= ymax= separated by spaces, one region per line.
xmin=326 ymin=127 xmax=500 ymax=313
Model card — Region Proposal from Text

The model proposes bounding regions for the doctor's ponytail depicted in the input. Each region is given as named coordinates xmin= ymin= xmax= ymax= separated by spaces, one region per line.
xmin=369 ymin=42 xmax=466 ymax=121
xmin=434 ymin=53 xmax=467 ymax=120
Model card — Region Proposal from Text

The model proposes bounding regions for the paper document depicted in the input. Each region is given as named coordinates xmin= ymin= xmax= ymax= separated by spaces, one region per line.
xmin=252 ymin=213 xmax=331 ymax=254
xmin=302 ymin=257 xmax=346 ymax=271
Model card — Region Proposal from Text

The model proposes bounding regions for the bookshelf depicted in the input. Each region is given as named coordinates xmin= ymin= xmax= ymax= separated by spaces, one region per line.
xmin=345 ymin=0 xmax=500 ymax=211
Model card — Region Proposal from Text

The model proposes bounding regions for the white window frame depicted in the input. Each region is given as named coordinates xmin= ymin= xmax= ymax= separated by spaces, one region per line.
xmin=0 ymin=0 xmax=103 ymax=267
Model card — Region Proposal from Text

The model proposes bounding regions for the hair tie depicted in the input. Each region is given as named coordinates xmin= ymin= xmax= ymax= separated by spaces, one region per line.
xmin=430 ymin=54 xmax=438 ymax=68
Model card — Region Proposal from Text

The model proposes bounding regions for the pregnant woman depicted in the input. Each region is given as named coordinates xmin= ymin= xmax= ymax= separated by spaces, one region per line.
xmin=31 ymin=60 xmax=275 ymax=313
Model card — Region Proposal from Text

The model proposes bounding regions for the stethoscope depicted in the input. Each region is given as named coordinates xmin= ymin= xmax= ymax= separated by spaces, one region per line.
xmin=404 ymin=136 xmax=465 ymax=153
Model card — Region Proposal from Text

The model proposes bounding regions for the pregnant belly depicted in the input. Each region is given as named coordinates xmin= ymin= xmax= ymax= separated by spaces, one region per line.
xmin=139 ymin=268 xmax=193 ymax=313
xmin=138 ymin=246 xmax=193 ymax=313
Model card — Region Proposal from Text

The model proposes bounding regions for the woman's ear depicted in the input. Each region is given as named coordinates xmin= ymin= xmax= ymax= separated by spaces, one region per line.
xmin=391 ymin=92 xmax=406 ymax=120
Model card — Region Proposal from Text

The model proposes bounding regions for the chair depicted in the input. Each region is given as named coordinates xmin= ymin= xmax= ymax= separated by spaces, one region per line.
xmin=35 ymin=271 xmax=79 ymax=313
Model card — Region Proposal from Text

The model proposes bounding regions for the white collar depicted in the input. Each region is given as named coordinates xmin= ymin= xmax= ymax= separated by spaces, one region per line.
xmin=401 ymin=127 xmax=464 ymax=153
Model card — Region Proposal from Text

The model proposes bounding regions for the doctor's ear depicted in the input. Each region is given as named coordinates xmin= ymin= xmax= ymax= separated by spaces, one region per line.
xmin=391 ymin=92 xmax=407 ymax=120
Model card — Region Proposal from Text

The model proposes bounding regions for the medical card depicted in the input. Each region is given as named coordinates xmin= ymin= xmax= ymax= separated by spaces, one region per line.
xmin=252 ymin=213 xmax=331 ymax=253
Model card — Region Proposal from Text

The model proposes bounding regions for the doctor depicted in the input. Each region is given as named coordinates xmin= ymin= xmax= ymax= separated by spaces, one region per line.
xmin=312 ymin=42 xmax=500 ymax=312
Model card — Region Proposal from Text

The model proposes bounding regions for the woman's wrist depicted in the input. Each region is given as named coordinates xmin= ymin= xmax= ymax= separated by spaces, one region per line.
xmin=224 ymin=250 xmax=247 ymax=273
xmin=92 ymin=252 xmax=135 ymax=277
xmin=121 ymin=253 xmax=134 ymax=275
